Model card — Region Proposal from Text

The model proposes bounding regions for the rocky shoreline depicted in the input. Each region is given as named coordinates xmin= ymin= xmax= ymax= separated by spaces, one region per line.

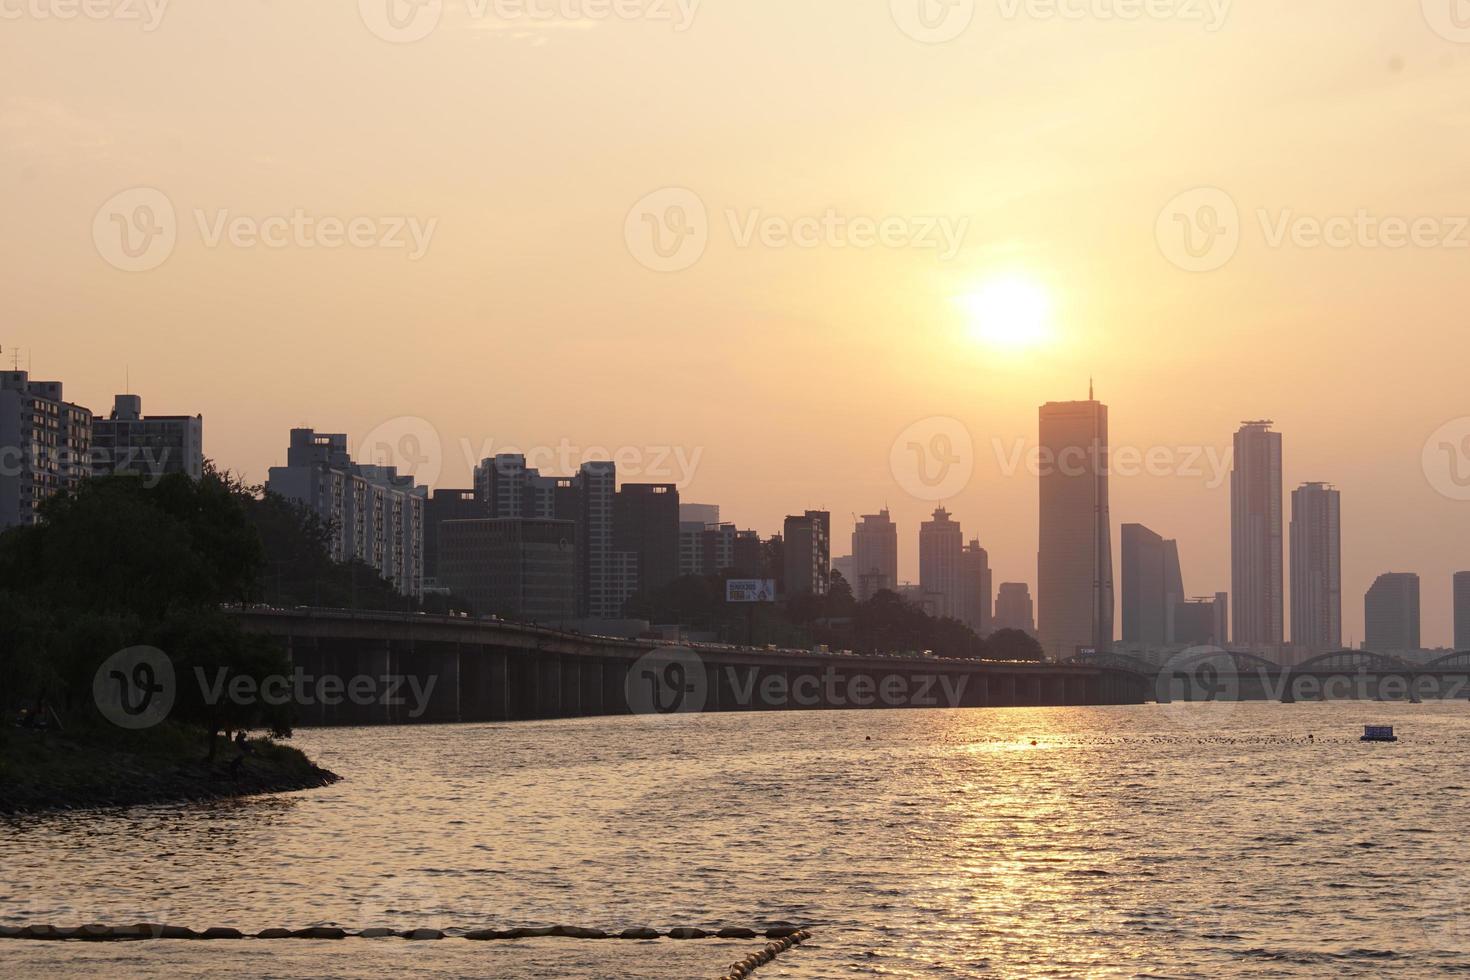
xmin=0 ymin=727 xmax=339 ymax=815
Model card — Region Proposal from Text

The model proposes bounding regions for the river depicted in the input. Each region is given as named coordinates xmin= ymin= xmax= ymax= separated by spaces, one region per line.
xmin=4 ymin=701 xmax=1470 ymax=977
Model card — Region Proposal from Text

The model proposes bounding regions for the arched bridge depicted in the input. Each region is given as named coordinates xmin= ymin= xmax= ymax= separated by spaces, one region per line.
xmin=227 ymin=607 xmax=1152 ymax=726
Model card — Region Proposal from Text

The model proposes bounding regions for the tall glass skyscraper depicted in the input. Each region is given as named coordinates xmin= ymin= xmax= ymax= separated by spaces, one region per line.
xmin=1289 ymin=482 xmax=1341 ymax=654
xmin=1038 ymin=391 xmax=1113 ymax=660
xmin=1231 ymin=421 xmax=1283 ymax=650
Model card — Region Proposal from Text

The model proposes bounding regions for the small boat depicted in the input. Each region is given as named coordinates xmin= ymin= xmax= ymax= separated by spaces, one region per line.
xmin=1361 ymin=725 xmax=1399 ymax=743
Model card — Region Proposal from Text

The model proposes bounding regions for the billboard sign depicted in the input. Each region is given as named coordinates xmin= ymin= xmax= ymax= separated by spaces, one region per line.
xmin=726 ymin=579 xmax=777 ymax=603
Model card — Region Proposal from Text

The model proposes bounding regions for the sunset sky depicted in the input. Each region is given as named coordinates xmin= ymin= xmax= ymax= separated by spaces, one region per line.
xmin=5 ymin=1 xmax=1470 ymax=644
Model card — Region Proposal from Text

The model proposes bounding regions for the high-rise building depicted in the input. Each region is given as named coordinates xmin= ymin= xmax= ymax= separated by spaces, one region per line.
xmin=1038 ymin=392 xmax=1113 ymax=658
xmin=615 ymin=483 xmax=680 ymax=602
xmin=474 ymin=454 xmax=558 ymax=519
xmin=1289 ymin=482 xmax=1342 ymax=654
xmin=919 ymin=506 xmax=964 ymax=620
xmin=994 ymin=582 xmax=1036 ymax=635
xmin=678 ymin=520 xmax=736 ymax=578
xmin=267 ymin=428 xmax=426 ymax=597
xmin=424 ymin=488 xmax=480 ymax=582
xmin=679 ymin=503 xmax=720 ymax=526
xmin=851 ymin=509 xmax=899 ymax=602
xmin=577 ymin=461 xmax=624 ymax=618
xmin=732 ymin=529 xmax=765 ymax=578
xmin=91 ymin=394 xmax=203 ymax=482
xmin=1456 ymin=572 xmax=1470 ymax=651
xmin=1364 ymin=573 xmax=1421 ymax=653
xmin=1231 ymin=421 xmax=1284 ymax=650
xmin=1120 ymin=524 xmax=1184 ymax=647
xmin=437 ymin=518 xmax=577 ymax=623
xmin=782 ymin=511 xmax=830 ymax=597
xmin=960 ymin=540 xmax=993 ymax=635
xmin=1170 ymin=593 xmax=1229 ymax=647
xmin=0 ymin=371 xmax=93 ymax=528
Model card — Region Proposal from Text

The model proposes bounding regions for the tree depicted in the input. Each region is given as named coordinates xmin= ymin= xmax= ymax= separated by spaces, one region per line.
xmin=984 ymin=628 xmax=1045 ymax=662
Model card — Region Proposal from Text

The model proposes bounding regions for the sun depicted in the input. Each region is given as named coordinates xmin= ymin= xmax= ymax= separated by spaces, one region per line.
xmin=959 ymin=276 xmax=1055 ymax=350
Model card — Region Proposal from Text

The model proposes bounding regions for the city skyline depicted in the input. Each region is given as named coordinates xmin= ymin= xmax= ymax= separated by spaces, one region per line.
xmin=5 ymin=360 xmax=1468 ymax=647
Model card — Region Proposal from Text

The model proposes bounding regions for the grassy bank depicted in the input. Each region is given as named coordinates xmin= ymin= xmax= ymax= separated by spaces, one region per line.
xmin=0 ymin=722 xmax=338 ymax=815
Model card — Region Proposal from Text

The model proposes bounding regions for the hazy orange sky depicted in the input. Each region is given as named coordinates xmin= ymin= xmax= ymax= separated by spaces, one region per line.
xmin=5 ymin=1 xmax=1469 ymax=644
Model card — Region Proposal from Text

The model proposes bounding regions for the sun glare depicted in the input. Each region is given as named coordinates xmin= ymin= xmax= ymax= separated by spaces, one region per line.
xmin=960 ymin=277 xmax=1055 ymax=350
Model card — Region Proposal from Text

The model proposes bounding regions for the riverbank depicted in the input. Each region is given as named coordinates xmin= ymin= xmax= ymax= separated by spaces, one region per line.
xmin=0 ymin=723 xmax=338 ymax=815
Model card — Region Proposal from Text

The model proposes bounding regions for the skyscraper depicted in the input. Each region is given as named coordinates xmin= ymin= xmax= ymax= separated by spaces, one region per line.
xmin=1289 ymin=482 xmax=1342 ymax=654
xmin=1456 ymin=572 xmax=1470 ymax=652
xmin=851 ymin=509 xmax=899 ymax=602
xmin=1364 ymin=573 xmax=1421 ymax=653
xmin=614 ymin=483 xmax=681 ymax=603
xmin=960 ymin=540 xmax=993 ymax=635
xmin=1120 ymin=524 xmax=1184 ymax=647
xmin=994 ymin=582 xmax=1036 ymax=635
xmin=0 ymin=371 xmax=93 ymax=528
xmin=1038 ymin=391 xmax=1113 ymax=659
xmin=919 ymin=506 xmax=964 ymax=620
xmin=1231 ymin=421 xmax=1283 ymax=650
xmin=782 ymin=511 xmax=831 ymax=597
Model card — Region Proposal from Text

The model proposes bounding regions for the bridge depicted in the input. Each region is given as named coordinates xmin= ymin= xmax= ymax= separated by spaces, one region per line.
xmin=1070 ymin=649 xmax=1470 ymax=702
xmin=230 ymin=607 xmax=1150 ymax=726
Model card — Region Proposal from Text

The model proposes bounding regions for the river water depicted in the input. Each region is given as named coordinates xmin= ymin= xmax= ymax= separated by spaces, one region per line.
xmin=5 ymin=702 xmax=1470 ymax=978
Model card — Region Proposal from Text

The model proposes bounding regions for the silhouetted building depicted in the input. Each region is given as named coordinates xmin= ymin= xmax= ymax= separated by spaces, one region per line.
xmin=1121 ymin=524 xmax=1185 ymax=647
xmin=783 ymin=511 xmax=830 ymax=597
xmin=1231 ymin=421 xmax=1283 ymax=650
xmin=438 ymin=518 xmax=576 ymax=623
xmin=1289 ymin=482 xmax=1341 ymax=654
xmin=1170 ymin=593 xmax=1229 ymax=647
xmin=1456 ymin=572 xmax=1470 ymax=651
xmin=680 ymin=521 xmax=735 ymax=577
xmin=851 ymin=509 xmax=899 ymax=602
xmin=994 ymin=582 xmax=1035 ymax=635
xmin=267 ymin=428 xmax=425 ymax=597
xmin=1038 ymin=392 xmax=1113 ymax=658
xmin=424 ymin=488 xmax=479 ymax=581
xmin=732 ymin=529 xmax=764 ymax=578
xmin=960 ymin=540 xmax=993 ymax=635
xmin=919 ymin=506 xmax=964 ymax=620
xmin=0 ymin=371 xmax=93 ymax=528
xmin=679 ymin=503 xmax=720 ymax=525
xmin=615 ymin=483 xmax=680 ymax=601
xmin=474 ymin=453 xmax=558 ymax=519
xmin=1364 ymin=573 xmax=1421 ymax=653
xmin=91 ymin=394 xmax=203 ymax=482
